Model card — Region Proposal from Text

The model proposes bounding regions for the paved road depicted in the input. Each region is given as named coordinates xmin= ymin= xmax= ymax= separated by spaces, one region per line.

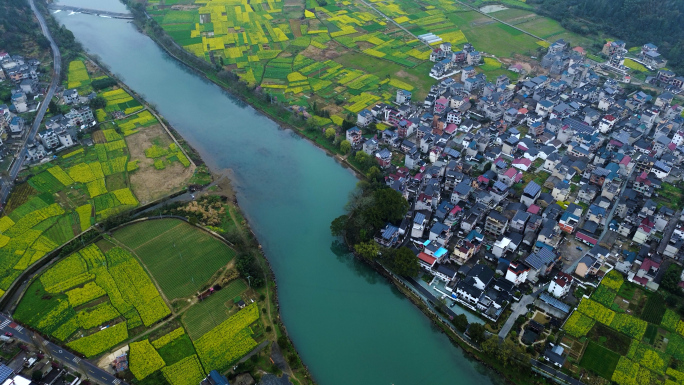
xmin=658 ymin=210 xmax=682 ymax=255
xmin=0 ymin=314 xmax=125 ymax=385
xmin=531 ymin=359 xmax=586 ymax=385
xmin=0 ymin=0 xmax=62 ymax=205
xmin=405 ymin=277 xmax=466 ymax=321
xmin=498 ymin=293 xmax=534 ymax=339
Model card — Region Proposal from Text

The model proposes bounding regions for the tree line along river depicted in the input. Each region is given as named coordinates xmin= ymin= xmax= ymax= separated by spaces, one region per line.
xmin=53 ymin=2 xmax=502 ymax=384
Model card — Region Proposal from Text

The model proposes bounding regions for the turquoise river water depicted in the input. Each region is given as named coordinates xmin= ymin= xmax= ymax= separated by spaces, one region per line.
xmin=53 ymin=6 xmax=501 ymax=385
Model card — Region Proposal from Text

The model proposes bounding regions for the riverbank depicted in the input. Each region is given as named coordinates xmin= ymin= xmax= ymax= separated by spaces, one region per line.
xmin=351 ymin=253 xmax=542 ymax=385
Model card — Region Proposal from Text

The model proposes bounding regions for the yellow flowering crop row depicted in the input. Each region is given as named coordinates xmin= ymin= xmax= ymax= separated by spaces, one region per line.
xmin=68 ymin=163 xmax=97 ymax=183
xmin=162 ymin=355 xmax=205 ymax=385
xmin=107 ymin=248 xmax=170 ymax=326
xmin=41 ymin=254 xmax=88 ymax=292
xmin=76 ymin=204 xmax=92 ymax=232
xmin=130 ymin=340 xmax=166 ymax=380
xmin=112 ymin=189 xmax=139 ymax=206
xmin=66 ymin=281 xmax=106 ymax=307
xmin=388 ymin=78 xmax=414 ymax=91
xmin=52 ymin=317 xmax=80 ymax=341
xmin=80 ymin=244 xmax=107 ymax=269
xmin=77 ymin=302 xmax=120 ymax=329
xmin=103 ymin=129 xmax=123 ymax=142
xmin=151 ymin=327 xmax=185 ymax=349
xmin=67 ymin=322 xmax=128 ymax=357
xmin=0 ymin=217 xmax=14 ymax=232
xmin=61 ymin=148 xmax=84 ymax=159
xmin=578 ymin=298 xmax=616 ymax=325
xmin=89 ymin=162 xmax=105 ymax=180
xmin=87 ymin=178 xmax=108 ymax=198
xmin=105 ymin=140 xmax=127 ymax=152
xmin=195 ymin=303 xmax=259 ymax=370
xmin=48 ymin=166 xmax=75 ymax=186
xmin=36 ymin=299 xmax=72 ymax=331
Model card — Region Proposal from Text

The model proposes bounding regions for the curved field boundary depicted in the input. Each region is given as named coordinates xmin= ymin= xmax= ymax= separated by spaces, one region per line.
xmin=109 ymin=217 xmax=237 ymax=300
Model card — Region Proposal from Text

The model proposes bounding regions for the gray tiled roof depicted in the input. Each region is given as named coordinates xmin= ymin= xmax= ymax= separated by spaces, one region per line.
xmin=523 ymin=181 xmax=542 ymax=197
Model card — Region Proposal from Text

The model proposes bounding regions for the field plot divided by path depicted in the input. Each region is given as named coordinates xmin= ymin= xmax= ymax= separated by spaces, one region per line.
xmin=112 ymin=219 xmax=235 ymax=300
xmin=182 ymin=279 xmax=248 ymax=340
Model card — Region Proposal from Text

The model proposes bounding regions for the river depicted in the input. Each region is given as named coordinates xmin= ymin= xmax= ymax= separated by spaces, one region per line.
xmin=54 ymin=7 xmax=501 ymax=385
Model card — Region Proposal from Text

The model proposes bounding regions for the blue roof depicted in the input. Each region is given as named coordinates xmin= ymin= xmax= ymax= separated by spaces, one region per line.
xmin=539 ymin=293 xmax=570 ymax=313
xmin=588 ymin=204 xmax=607 ymax=217
xmin=435 ymin=248 xmax=448 ymax=258
xmin=377 ymin=148 xmax=392 ymax=159
xmin=414 ymin=212 xmax=426 ymax=224
xmin=493 ymin=181 xmax=508 ymax=191
xmin=381 ymin=224 xmax=399 ymax=240
xmin=444 ymin=148 xmax=460 ymax=158
xmin=523 ymin=181 xmax=542 ymax=197
xmin=0 ymin=365 xmax=11 ymax=383
xmin=454 ymin=179 xmax=471 ymax=195
xmin=209 ymin=370 xmax=230 ymax=385
xmin=535 ymin=241 xmax=554 ymax=251
xmin=466 ymin=230 xmax=483 ymax=242
xmin=525 ymin=248 xmax=556 ymax=270
xmin=430 ymin=222 xmax=448 ymax=234
xmin=623 ymin=250 xmax=637 ymax=263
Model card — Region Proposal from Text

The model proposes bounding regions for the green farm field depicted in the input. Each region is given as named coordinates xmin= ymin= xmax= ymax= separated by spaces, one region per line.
xmin=112 ymin=219 xmax=235 ymax=300
xmin=565 ymin=270 xmax=684 ymax=385
xmin=182 ymin=279 xmax=248 ymax=339
xmin=579 ymin=341 xmax=621 ymax=378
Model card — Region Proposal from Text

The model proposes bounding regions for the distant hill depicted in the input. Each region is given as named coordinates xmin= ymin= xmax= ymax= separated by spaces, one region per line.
xmin=0 ymin=0 xmax=48 ymax=54
xmin=528 ymin=0 xmax=684 ymax=73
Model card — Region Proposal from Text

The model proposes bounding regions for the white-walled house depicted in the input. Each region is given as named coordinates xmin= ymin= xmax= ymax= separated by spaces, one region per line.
xmin=548 ymin=272 xmax=573 ymax=297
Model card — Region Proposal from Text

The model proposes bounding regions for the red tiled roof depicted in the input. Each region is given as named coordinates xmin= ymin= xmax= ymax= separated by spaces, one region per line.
xmin=527 ymin=204 xmax=541 ymax=214
xmin=504 ymin=167 xmax=518 ymax=178
xmin=633 ymin=276 xmax=649 ymax=285
xmin=640 ymin=258 xmax=660 ymax=271
xmin=576 ymin=232 xmax=598 ymax=245
xmin=418 ymin=252 xmax=437 ymax=266
xmin=512 ymin=158 xmax=532 ymax=167
xmin=554 ymin=272 xmax=573 ymax=287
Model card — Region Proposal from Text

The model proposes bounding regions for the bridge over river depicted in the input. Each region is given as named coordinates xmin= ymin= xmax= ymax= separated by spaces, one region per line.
xmin=48 ymin=4 xmax=133 ymax=19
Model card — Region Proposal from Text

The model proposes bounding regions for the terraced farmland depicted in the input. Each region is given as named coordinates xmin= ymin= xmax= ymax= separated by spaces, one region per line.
xmin=0 ymin=112 xmax=191 ymax=295
xmin=563 ymin=270 xmax=684 ymax=385
xmin=14 ymin=242 xmax=170 ymax=356
xmin=147 ymin=0 xmax=585 ymax=129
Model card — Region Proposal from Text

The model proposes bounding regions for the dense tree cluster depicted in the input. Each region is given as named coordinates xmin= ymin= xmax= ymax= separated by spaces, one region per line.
xmin=91 ymin=77 xmax=117 ymax=91
xmin=331 ymin=181 xmax=418 ymax=276
xmin=529 ymin=0 xmax=684 ymax=73
xmin=0 ymin=0 xmax=47 ymax=53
